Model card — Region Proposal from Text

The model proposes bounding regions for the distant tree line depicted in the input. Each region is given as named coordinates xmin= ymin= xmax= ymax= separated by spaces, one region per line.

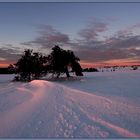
xmin=8 ymin=45 xmax=83 ymax=81
xmin=82 ymin=68 xmax=99 ymax=72
xmin=0 ymin=68 xmax=13 ymax=74
xmin=131 ymin=66 xmax=138 ymax=70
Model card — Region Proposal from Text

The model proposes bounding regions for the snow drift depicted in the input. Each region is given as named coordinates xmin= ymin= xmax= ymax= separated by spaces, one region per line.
xmin=0 ymin=71 xmax=140 ymax=138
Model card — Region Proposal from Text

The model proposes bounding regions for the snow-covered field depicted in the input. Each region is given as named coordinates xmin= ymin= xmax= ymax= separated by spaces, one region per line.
xmin=0 ymin=70 xmax=140 ymax=138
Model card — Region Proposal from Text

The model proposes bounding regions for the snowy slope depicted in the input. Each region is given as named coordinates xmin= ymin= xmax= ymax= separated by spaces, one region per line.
xmin=0 ymin=71 xmax=140 ymax=138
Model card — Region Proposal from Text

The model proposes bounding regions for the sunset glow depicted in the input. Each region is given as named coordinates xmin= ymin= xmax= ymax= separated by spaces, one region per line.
xmin=0 ymin=63 xmax=11 ymax=68
xmin=80 ymin=58 xmax=140 ymax=68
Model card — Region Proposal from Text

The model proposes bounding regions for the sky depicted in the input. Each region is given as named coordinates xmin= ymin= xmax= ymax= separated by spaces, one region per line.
xmin=0 ymin=3 xmax=140 ymax=68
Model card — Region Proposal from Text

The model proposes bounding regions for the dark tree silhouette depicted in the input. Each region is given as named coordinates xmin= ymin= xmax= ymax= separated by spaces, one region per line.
xmin=8 ymin=64 xmax=16 ymax=73
xmin=10 ymin=46 xmax=83 ymax=81
xmin=68 ymin=51 xmax=83 ymax=76
xmin=83 ymin=68 xmax=99 ymax=72
xmin=13 ymin=49 xmax=48 ymax=81
xmin=48 ymin=45 xmax=83 ymax=78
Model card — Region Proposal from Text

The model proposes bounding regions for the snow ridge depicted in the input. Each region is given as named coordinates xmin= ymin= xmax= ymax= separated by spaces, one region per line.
xmin=0 ymin=79 xmax=140 ymax=138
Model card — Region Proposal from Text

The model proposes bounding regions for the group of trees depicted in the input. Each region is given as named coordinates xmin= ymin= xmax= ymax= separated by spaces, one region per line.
xmin=83 ymin=68 xmax=98 ymax=72
xmin=48 ymin=46 xmax=83 ymax=78
xmin=9 ymin=45 xmax=83 ymax=81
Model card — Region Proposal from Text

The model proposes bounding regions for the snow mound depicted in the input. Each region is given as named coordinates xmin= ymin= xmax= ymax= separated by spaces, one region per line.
xmin=30 ymin=80 xmax=52 ymax=86
xmin=0 ymin=76 xmax=140 ymax=138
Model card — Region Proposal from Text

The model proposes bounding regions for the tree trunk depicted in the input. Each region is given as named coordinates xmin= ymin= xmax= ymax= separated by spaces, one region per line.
xmin=28 ymin=73 xmax=31 ymax=81
xmin=56 ymin=72 xmax=60 ymax=78
xmin=65 ymin=67 xmax=70 ymax=78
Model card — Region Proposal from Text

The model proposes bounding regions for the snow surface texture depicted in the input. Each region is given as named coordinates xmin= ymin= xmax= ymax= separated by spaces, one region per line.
xmin=0 ymin=70 xmax=140 ymax=138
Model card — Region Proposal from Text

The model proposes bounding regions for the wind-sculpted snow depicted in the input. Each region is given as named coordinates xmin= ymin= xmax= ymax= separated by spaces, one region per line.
xmin=0 ymin=71 xmax=140 ymax=138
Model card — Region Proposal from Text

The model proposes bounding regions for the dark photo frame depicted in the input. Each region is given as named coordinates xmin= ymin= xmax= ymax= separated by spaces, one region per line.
xmin=0 ymin=1 xmax=139 ymax=140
